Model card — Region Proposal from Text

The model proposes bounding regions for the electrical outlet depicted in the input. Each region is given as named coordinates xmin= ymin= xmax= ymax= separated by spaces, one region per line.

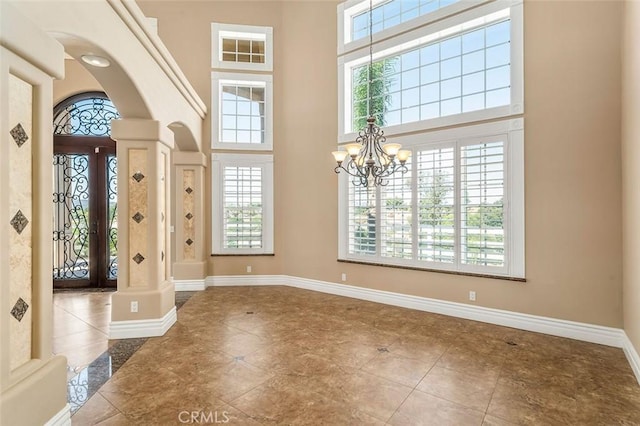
xmin=247 ymin=265 xmax=252 ymax=273
xmin=341 ymin=273 xmax=347 ymax=282
xmin=131 ymin=301 xmax=138 ymax=313
xmin=469 ymin=291 xmax=476 ymax=301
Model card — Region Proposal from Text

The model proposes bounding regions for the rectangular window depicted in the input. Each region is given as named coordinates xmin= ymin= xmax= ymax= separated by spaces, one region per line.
xmin=350 ymin=0 xmax=460 ymax=42
xmin=212 ymin=72 xmax=273 ymax=150
xmin=222 ymin=38 xmax=265 ymax=64
xmin=212 ymin=154 xmax=274 ymax=255
xmin=351 ymin=17 xmax=511 ymax=131
xmin=212 ymin=23 xmax=273 ymax=72
xmin=339 ymin=120 xmax=524 ymax=278
xmin=338 ymin=1 xmax=523 ymax=141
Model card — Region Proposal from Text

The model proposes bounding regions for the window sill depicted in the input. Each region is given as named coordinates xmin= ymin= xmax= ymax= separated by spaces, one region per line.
xmin=337 ymin=259 xmax=526 ymax=282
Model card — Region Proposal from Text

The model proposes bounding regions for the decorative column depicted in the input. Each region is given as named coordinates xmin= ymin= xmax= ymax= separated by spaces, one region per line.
xmin=0 ymin=3 xmax=69 ymax=425
xmin=109 ymin=119 xmax=175 ymax=338
xmin=172 ymin=152 xmax=207 ymax=290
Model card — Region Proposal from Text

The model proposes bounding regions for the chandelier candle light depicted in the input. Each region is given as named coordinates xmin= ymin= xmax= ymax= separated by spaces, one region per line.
xmin=332 ymin=0 xmax=411 ymax=187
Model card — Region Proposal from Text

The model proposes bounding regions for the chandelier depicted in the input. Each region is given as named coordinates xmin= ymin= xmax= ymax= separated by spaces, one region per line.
xmin=332 ymin=0 xmax=411 ymax=187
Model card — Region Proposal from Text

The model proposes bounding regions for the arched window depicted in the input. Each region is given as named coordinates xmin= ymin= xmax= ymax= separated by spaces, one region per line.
xmin=53 ymin=91 xmax=120 ymax=136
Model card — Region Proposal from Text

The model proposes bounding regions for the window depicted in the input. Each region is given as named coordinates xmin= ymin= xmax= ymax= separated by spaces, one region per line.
xmin=211 ymin=23 xmax=273 ymax=72
xmin=211 ymin=72 xmax=273 ymax=150
xmin=338 ymin=0 xmax=523 ymax=141
xmin=211 ymin=23 xmax=275 ymax=256
xmin=212 ymin=154 xmax=274 ymax=255
xmin=337 ymin=0 xmax=524 ymax=278
xmin=349 ymin=0 xmax=461 ymax=43
xmin=339 ymin=120 xmax=524 ymax=278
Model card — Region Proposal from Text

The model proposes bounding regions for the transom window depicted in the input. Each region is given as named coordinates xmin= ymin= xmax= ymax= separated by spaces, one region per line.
xmin=351 ymin=0 xmax=460 ymax=42
xmin=222 ymin=38 xmax=265 ymax=64
xmin=212 ymin=23 xmax=273 ymax=72
xmin=350 ymin=16 xmax=510 ymax=131
xmin=53 ymin=92 xmax=120 ymax=136
xmin=338 ymin=1 xmax=523 ymax=142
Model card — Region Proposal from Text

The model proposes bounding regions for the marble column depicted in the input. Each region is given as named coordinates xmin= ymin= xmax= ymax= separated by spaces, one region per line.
xmin=0 ymin=3 xmax=68 ymax=425
xmin=172 ymin=152 xmax=207 ymax=290
xmin=109 ymin=119 xmax=176 ymax=338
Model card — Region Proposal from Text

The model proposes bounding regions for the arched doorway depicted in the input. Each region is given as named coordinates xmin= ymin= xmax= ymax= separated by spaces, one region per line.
xmin=52 ymin=92 xmax=120 ymax=289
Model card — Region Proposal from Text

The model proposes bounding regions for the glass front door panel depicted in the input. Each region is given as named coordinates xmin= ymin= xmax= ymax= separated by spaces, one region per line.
xmin=106 ymin=154 xmax=118 ymax=280
xmin=53 ymin=153 xmax=91 ymax=281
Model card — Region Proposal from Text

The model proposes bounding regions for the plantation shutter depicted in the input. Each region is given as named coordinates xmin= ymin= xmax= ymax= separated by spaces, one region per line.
xmin=459 ymin=141 xmax=505 ymax=267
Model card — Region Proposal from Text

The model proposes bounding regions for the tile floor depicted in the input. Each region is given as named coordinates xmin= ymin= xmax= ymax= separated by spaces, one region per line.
xmin=54 ymin=290 xmax=197 ymax=414
xmin=53 ymin=290 xmax=114 ymax=379
xmin=71 ymin=286 xmax=640 ymax=425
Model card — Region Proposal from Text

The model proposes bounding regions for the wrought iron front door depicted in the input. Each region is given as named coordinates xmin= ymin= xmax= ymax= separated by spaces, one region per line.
xmin=53 ymin=136 xmax=117 ymax=288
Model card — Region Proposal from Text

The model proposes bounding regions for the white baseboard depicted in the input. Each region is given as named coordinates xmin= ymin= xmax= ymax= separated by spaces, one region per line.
xmin=109 ymin=306 xmax=177 ymax=339
xmin=622 ymin=333 xmax=640 ymax=384
xmin=291 ymin=276 xmax=624 ymax=348
xmin=44 ymin=404 xmax=70 ymax=426
xmin=207 ymin=275 xmax=288 ymax=287
xmin=205 ymin=274 xmax=623 ymax=347
xmin=174 ymin=279 xmax=206 ymax=291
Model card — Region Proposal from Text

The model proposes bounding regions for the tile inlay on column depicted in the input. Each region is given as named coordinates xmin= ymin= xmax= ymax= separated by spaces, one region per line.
xmin=10 ymin=123 xmax=29 ymax=147
xmin=132 ymin=212 xmax=144 ymax=223
xmin=10 ymin=298 xmax=29 ymax=322
xmin=10 ymin=209 xmax=29 ymax=234
xmin=128 ymin=149 xmax=148 ymax=287
xmin=183 ymin=170 xmax=195 ymax=260
xmin=7 ymin=73 xmax=34 ymax=371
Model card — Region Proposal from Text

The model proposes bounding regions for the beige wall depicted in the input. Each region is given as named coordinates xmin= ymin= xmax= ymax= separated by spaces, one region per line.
xmin=139 ymin=0 xmax=624 ymax=327
xmin=623 ymin=0 xmax=640 ymax=352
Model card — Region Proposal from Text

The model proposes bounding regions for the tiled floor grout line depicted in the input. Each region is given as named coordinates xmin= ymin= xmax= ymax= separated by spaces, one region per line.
xmin=382 ymin=337 xmax=451 ymax=424
xmin=481 ymin=349 xmax=513 ymax=425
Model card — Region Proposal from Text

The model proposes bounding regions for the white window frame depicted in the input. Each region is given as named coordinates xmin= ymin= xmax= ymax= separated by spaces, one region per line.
xmin=212 ymin=153 xmax=274 ymax=255
xmin=211 ymin=23 xmax=273 ymax=72
xmin=211 ymin=72 xmax=273 ymax=151
xmin=337 ymin=0 xmax=524 ymax=142
xmin=338 ymin=118 xmax=524 ymax=278
xmin=338 ymin=0 xmax=494 ymax=55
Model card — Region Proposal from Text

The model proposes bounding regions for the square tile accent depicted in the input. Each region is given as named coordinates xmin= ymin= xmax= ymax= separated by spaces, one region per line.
xmin=132 ymin=253 xmax=145 ymax=264
xmin=10 ymin=297 xmax=29 ymax=322
xmin=185 ymin=213 xmax=193 ymax=220
xmin=185 ymin=187 xmax=193 ymax=194
xmin=10 ymin=210 xmax=29 ymax=235
xmin=132 ymin=212 xmax=144 ymax=223
xmin=186 ymin=238 xmax=194 ymax=246
xmin=10 ymin=123 xmax=28 ymax=147
xmin=132 ymin=172 xmax=145 ymax=183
